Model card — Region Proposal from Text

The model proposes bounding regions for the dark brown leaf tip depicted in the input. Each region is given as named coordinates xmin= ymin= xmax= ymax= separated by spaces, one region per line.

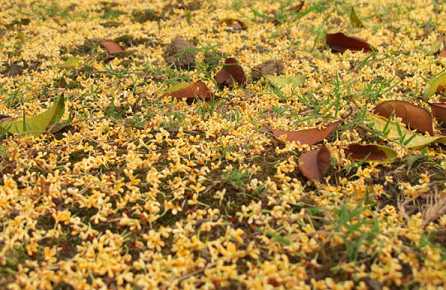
xmin=0 ymin=114 xmax=12 ymax=121
xmin=326 ymin=32 xmax=371 ymax=53
xmin=251 ymin=59 xmax=285 ymax=81
xmin=221 ymin=18 xmax=247 ymax=32
xmin=430 ymin=102 xmax=446 ymax=123
xmin=345 ymin=144 xmax=387 ymax=161
xmin=298 ymin=145 xmax=331 ymax=183
xmin=214 ymin=57 xmax=246 ymax=88
xmin=373 ymin=100 xmax=433 ymax=135
xmin=100 ymin=40 xmax=125 ymax=55
xmin=272 ymin=122 xmax=340 ymax=145
xmin=163 ymin=81 xmax=212 ymax=101
xmin=164 ymin=36 xmax=197 ymax=69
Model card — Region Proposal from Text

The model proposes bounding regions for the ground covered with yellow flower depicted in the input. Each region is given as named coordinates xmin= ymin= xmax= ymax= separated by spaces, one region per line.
xmin=1 ymin=0 xmax=446 ymax=289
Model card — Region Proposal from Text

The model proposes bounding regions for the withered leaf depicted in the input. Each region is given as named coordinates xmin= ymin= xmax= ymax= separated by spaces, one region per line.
xmin=251 ymin=59 xmax=284 ymax=81
xmin=430 ymin=102 xmax=446 ymax=123
xmin=424 ymin=70 xmax=446 ymax=98
xmin=373 ymin=100 xmax=433 ymax=135
xmin=163 ymin=81 xmax=212 ymax=101
xmin=214 ymin=58 xmax=246 ymax=88
xmin=272 ymin=122 xmax=339 ymax=145
xmin=164 ymin=36 xmax=197 ymax=69
xmin=221 ymin=18 xmax=247 ymax=32
xmin=365 ymin=114 xmax=446 ymax=149
xmin=326 ymin=32 xmax=371 ymax=53
xmin=298 ymin=145 xmax=331 ymax=183
xmin=0 ymin=114 xmax=11 ymax=121
xmin=100 ymin=40 xmax=125 ymax=54
xmin=345 ymin=144 xmax=397 ymax=163
xmin=48 ymin=120 xmax=72 ymax=135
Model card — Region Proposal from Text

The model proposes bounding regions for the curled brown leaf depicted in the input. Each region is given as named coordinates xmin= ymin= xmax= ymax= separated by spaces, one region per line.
xmin=221 ymin=18 xmax=247 ymax=32
xmin=345 ymin=144 xmax=397 ymax=162
xmin=251 ymin=59 xmax=284 ymax=81
xmin=163 ymin=81 xmax=212 ymax=101
xmin=346 ymin=144 xmax=385 ymax=161
xmin=373 ymin=100 xmax=433 ymax=135
xmin=214 ymin=58 xmax=246 ymax=88
xmin=100 ymin=40 xmax=125 ymax=55
xmin=326 ymin=32 xmax=371 ymax=53
xmin=298 ymin=145 xmax=331 ymax=183
xmin=430 ymin=102 xmax=446 ymax=123
xmin=0 ymin=114 xmax=11 ymax=121
xmin=164 ymin=36 xmax=197 ymax=69
xmin=272 ymin=122 xmax=340 ymax=145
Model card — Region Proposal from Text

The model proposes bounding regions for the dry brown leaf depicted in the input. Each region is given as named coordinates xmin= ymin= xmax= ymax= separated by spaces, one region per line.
xmin=221 ymin=18 xmax=247 ymax=32
xmin=272 ymin=122 xmax=339 ymax=145
xmin=251 ymin=59 xmax=285 ymax=81
xmin=214 ymin=58 xmax=246 ymax=88
xmin=164 ymin=36 xmax=197 ymax=69
xmin=0 ymin=114 xmax=11 ymax=121
xmin=422 ymin=193 xmax=446 ymax=227
xmin=345 ymin=144 xmax=397 ymax=162
xmin=163 ymin=81 xmax=212 ymax=101
xmin=430 ymin=102 xmax=446 ymax=123
xmin=100 ymin=40 xmax=125 ymax=54
xmin=298 ymin=145 xmax=331 ymax=183
xmin=326 ymin=32 xmax=371 ymax=53
xmin=373 ymin=100 xmax=433 ymax=135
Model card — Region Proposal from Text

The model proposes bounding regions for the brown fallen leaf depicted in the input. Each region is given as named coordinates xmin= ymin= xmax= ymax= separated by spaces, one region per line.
xmin=0 ymin=114 xmax=11 ymax=121
xmin=48 ymin=121 xmax=72 ymax=135
xmin=326 ymin=32 xmax=371 ymax=53
xmin=164 ymin=36 xmax=197 ymax=69
xmin=373 ymin=100 xmax=433 ymax=135
xmin=439 ymin=48 xmax=446 ymax=59
xmin=221 ymin=18 xmax=247 ymax=32
xmin=214 ymin=58 xmax=246 ymax=88
xmin=272 ymin=122 xmax=340 ymax=145
xmin=298 ymin=145 xmax=331 ymax=183
xmin=163 ymin=81 xmax=212 ymax=101
xmin=422 ymin=192 xmax=446 ymax=228
xmin=430 ymin=102 xmax=446 ymax=123
xmin=100 ymin=40 xmax=125 ymax=55
xmin=345 ymin=144 xmax=397 ymax=162
xmin=251 ymin=59 xmax=285 ymax=81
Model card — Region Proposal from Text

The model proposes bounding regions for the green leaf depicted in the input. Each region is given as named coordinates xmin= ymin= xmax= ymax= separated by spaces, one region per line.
xmin=405 ymin=154 xmax=425 ymax=171
xmin=364 ymin=114 xmax=446 ymax=149
xmin=266 ymin=75 xmax=305 ymax=90
xmin=349 ymin=6 xmax=364 ymax=28
xmin=61 ymin=56 xmax=82 ymax=70
xmin=266 ymin=231 xmax=291 ymax=246
xmin=424 ymin=70 xmax=446 ymax=98
xmin=266 ymin=75 xmax=305 ymax=100
xmin=0 ymin=96 xmax=65 ymax=136
xmin=163 ymin=82 xmax=190 ymax=95
xmin=47 ymin=113 xmax=73 ymax=134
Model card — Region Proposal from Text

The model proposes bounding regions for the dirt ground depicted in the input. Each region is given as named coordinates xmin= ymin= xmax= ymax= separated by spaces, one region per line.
xmin=0 ymin=0 xmax=446 ymax=289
